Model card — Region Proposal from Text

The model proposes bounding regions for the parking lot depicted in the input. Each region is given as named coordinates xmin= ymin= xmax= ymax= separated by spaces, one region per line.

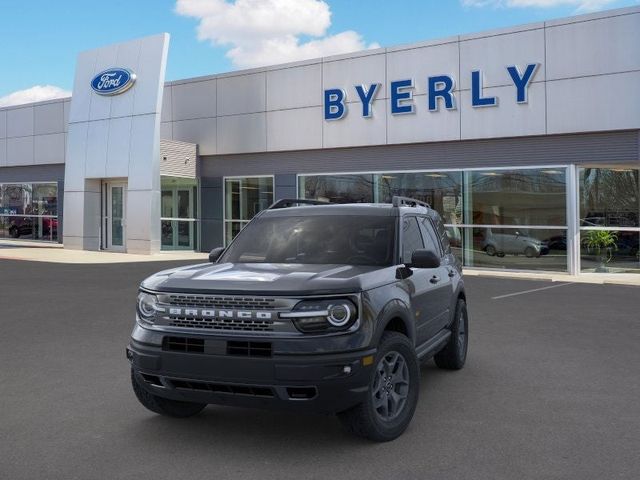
xmin=1 ymin=259 xmax=639 ymax=480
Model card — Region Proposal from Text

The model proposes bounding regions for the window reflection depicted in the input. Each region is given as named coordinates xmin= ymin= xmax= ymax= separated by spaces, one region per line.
xmin=466 ymin=169 xmax=566 ymax=226
xmin=579 ymin=168 xmax=639 ymax=228
xmin=0 ymin=182 xmax=58 ymax=242
xmin=300 ymin=174 xmax=374 ymax=204
xmin=224 ymin=177 xmax=274 ymax=245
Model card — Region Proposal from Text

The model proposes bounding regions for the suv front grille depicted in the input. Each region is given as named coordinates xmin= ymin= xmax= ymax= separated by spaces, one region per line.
xmin=166 ymin=294 xmax=277 ymax=310
xmin=168 ymin=316 xmax=274 ymax=332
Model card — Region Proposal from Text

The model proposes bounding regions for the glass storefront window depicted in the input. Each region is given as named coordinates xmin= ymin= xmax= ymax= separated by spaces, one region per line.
xmin=224 ymin=176 xmax=274 ymax=245
xmin=580 ymin=230 xmax=639 ymax=273
xmin=299 ymin=174 xmax=374 ymax=203
xmin=579 ymin=167 xmax=639 ymax=227
xmin=461 ymin=227 xmax=568 ymax=271
xmin=0 ymin=182 xmax=58 ymax=242
xmin=377 ymin=172 xmax=462 ymax=225
xmin=466 ymin=168 xmax=567 ymax=226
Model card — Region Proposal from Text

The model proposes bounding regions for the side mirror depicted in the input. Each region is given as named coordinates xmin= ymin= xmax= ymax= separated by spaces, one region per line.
xmin=208 ymin=247 xmax=225 ymax=263
xmin=410 ymin=249 xmax=441 ymax=269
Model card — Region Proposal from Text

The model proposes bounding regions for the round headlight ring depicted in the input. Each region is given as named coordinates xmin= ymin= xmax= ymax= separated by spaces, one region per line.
xmin=327 ymin=303 xmax=353 ymax=327
xmin=137 ymin=292 xmax=157 ymax=319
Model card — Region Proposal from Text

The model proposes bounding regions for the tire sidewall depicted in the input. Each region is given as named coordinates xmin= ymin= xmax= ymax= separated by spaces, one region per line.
xmin=364 ymin=333 xmax=420 ymax=440
xmin=454 ymin=300 xmax=469 ymax=365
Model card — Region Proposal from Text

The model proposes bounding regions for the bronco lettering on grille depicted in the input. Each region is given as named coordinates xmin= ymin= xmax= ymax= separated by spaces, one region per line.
xmin=167 ymin=308 xmax=273 ymax=320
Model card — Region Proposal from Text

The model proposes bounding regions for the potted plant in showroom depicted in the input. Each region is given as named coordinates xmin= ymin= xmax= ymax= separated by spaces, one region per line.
xmin=584 ymin=230 xmax=618 ymax=272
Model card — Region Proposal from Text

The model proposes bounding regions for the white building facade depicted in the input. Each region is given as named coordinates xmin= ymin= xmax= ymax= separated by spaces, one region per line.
xmin=0 ymin=6 xmax=638 ymax=274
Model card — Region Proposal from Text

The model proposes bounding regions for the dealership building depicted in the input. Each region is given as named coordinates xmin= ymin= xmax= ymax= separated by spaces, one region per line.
xmin=0 ymin=6 xmax=638 ymax=274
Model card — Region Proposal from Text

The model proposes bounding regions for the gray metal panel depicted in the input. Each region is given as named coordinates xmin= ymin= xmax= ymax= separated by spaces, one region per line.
xmin=275 ymin=174 xmax=297 ymax=199
xmin=200 ymin=176 xmax=224 ymax=251
xmin=0 ymin=164 xmax=66 ymax=182
xmin=200 ymin=131 xmax=639 ymax=177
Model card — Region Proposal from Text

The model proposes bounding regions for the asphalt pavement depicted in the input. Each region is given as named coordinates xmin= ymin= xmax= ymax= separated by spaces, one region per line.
xmin=1 ymin=259 xmax=639 ymax=480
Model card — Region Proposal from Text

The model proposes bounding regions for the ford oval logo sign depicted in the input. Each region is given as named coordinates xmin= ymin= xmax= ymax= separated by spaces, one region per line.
xmin=91 ymin=68 xmax=136 ymax=96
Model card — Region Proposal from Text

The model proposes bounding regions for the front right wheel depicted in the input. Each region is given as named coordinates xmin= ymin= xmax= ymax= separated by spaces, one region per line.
xmin=337 ymin=332 xmax=420 ymax=442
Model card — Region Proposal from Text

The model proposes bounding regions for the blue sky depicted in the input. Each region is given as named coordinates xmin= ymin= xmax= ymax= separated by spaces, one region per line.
xmin=0 ymin=0 xmax=637 ymax=105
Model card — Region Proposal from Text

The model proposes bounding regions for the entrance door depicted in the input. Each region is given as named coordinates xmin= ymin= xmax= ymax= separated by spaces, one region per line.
xmin=105 ymin=182 xmax=126 ymax=251
xmin=161 ymin=186 xmax=194 ymax=250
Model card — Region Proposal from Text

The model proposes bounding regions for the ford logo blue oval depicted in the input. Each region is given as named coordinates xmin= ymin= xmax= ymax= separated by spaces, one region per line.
xmin=91 ymin=68 xmax=136 ymax=96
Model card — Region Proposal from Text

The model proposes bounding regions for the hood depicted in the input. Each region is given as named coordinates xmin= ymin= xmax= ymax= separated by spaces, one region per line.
xmin=141 ymin=262 xmax=397 ymax=295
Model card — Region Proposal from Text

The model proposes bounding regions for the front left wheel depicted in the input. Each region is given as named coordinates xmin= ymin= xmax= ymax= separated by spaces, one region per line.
xmin=131 ymin=369 xmax=206 ymax=418
xmin=337 ymin=332 xmax=420 ymax=442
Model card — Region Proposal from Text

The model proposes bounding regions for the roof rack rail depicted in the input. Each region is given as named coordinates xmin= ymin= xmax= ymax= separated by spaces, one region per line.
xmin=391 ymin=196 xmax=431 ymax=209
xmin=268 ymin=198 xmax=330 ymax=209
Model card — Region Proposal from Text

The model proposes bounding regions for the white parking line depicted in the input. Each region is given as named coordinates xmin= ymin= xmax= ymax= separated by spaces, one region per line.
xmin=491 ymin=282 xmax=575 ymax=300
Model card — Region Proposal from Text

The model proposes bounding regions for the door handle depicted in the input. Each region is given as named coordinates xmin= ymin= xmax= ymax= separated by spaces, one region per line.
xmin=429 ymin=275 xmax=440 ymax=284
xmin=448 ymin=269 xmax=455 ymax=278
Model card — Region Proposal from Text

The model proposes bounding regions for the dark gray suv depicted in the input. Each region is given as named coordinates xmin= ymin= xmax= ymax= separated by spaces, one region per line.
xmin=127 ymin=197 xmax=469 ymax=441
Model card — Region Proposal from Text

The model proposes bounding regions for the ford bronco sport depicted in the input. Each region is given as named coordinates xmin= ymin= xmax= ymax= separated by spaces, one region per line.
xmin=127 ymin=197 xmax=469 ymax=441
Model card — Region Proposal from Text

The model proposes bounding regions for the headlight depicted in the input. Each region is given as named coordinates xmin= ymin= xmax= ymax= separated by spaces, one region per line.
xmin=137 ymin=291 xmax=158 ymax=323
xmin=280 ymin=298 xmax=358 ymax=333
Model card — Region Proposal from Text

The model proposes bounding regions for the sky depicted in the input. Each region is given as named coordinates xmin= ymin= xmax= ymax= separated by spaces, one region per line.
xmin=0 ymin=0 xmax=638 ymax=106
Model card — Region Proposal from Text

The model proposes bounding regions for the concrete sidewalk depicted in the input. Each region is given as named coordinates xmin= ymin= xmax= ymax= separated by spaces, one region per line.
xmin=0 ymin=240 xmax=208 ymax=264
xmin=464 ymin=268 xmax=640 ymax=286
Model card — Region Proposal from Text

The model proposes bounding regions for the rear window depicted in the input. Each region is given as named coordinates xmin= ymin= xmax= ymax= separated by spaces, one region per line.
xmin=220 ymin=215 xmax=396 ymax=266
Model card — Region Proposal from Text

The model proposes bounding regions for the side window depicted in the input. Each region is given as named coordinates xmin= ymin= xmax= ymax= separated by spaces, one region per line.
xmin=401 ymin=217 xmax=424 ymax=263
xmin=418 ymin=217 xmax=442 ymax=256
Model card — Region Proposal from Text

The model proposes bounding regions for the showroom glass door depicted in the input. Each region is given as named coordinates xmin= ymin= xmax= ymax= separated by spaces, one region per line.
xmin=106 ymin=182 xmax=126 ymax=252
xmin=161 ymin=185 xmax=195 ymax=250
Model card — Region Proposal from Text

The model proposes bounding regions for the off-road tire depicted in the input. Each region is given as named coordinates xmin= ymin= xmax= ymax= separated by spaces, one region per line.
xmin=434 ymin=299 xmax=468 ymax=370
xmin=131 ymin=369 xmax=206 ymax=418
xmin=337 ymin=332 xmax=419 ymax=442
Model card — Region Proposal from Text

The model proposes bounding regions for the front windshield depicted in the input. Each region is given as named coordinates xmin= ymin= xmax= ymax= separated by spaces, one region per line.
xmin=220 ymin=215 xmax=396 ymax=266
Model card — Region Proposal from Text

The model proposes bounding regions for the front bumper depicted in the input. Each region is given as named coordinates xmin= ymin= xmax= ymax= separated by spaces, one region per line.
xmin=127 ymin=336 xmax=376 ymax=415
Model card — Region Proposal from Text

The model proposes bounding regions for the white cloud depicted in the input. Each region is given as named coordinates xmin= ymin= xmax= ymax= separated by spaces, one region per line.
xmin=462 ymin=0 xmax=618 ymax=12
xmin=175 ymin=0 xmax=379 ymax=68
xmin=0 ymin=85 xmax=71 ymax=108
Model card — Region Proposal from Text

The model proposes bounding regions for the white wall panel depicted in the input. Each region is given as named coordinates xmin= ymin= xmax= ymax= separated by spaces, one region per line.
xmin=106 ymin=116 xmax=132 ymax=177
xmin=546 ymin=13 xmax=640 ymax=80
xmin=387 ymin=42 xmax=459 ymax=96
xmin=68 ymin=50 xmax=96 ymax=123
xmin=133 ymin=33 xmax=169 ymax=116
xmin=324 ymin=53 xmax=387 ymax=101
xmin=7 ymin=107 xmax=34 ymax=137
xmin=218 ymin=73 xmax=266 ymax=115
xmin=6 ymin=136 xmax=34 ymax=166
xmin=34 ymin=133 xmax=65 ymax=165
xmin=387 ymin=95 xmax=460 ymax=144
xmin=160 ymin=122 xmax=173 ymax=140
xmin=461 ymin=83 xmax=546 ymax=139
xmin=34 ymin=102 xmax=65 ymax=135
xmin=547 ymin=71 xmax=640 ymax=134
xmin=267 ymin=107 xmax=322 ymax=151
xmin=218 ymin=113 xmax=266 ymax=154
xmin=172 ymin=79 xmax=216 ymax=120
xmin=323 ymin=99 xmax=387 ymax=148
xmin=128 ymin=114 xmax=160 ymax=191
xmin=85 ymin=119 xmax=109 ymax=178
xmin=0 ymin=110 xmax=6 ymax=138
xmin=267 ymin=64 xmax=322 ymax=110
xmin=110 ymin=39 xmax=140 ymax=118
xmin=0 ymin=139 xmax=6 ymax=166
xmin=161 ymin=85 xmax=172 ymax=122
xmin=63 ymin=100 xmax=70 ymax=133
xmin=64 ymin=122 xmax=88 ymax=191
xmin=460 ymin=28 xmax=545 ymax=89
xmin=172 ymin=117 xmax=217 ymax=155
xmin=89 ymin=45 xmax=118 ymax=121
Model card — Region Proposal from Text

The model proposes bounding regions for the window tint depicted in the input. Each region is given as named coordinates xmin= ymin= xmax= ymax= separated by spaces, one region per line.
xmin=220 ymin=215 xmax=396 ymax=266
xmin=419 ymin=217 xmax=442 ymax=256
xmin=401 ymin=217 xmax=424 ymax=263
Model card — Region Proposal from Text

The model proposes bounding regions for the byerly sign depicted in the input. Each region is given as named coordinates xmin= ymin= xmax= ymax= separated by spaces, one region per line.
xmin=91 ymin=68 xmax=137 ymax=96
xmin=324 ymin=63 xmax=539 ymax=120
